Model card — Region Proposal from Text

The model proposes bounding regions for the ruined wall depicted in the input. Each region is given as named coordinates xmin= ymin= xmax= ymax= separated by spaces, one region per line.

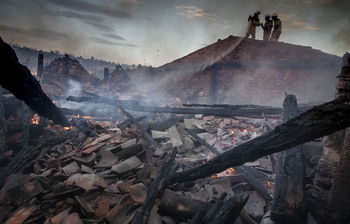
xmin=41 ymin=55 xmax=102 ymax=98
xmin=308 ymin=53 xmax=350 ymax=223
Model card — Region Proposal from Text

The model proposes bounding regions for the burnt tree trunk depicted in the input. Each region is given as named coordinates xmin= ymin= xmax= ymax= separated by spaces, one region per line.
xmin=168 ymin=95 xmax=350 ymax=184
xmin=271 ymin=94 xmax=307 ymax=224
xmin=0 ymin=37 xmax=69 ymax=126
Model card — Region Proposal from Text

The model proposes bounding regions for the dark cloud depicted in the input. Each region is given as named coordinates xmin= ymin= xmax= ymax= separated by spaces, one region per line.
xmin=0 ymin=24 xmax=70 ymax=41
xmin=104 ymin=33 xmax=125 ymax=41
xmin=48 ymin=0 xmax=132 ymax=19
xmin=90 ymin=37 xmax=138 ymax=47
xmin=84 ymin=21 xmax=115 ymax=32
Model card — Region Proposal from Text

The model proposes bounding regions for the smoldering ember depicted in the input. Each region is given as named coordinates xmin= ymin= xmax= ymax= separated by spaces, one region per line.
xmin=1 ymin=34 xmax=350 ymax=224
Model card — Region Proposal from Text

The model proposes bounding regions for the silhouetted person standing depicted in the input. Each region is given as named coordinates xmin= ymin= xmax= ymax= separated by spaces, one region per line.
xmin=261 ymin=14 xmax=273 ymax=41
xmin=270 ymin=13 xmax=282 ymax=42
xmin=245 ymin=10 xmax=261 ymax=40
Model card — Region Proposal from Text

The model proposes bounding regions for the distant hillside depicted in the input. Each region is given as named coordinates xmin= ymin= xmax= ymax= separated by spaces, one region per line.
xmin=11 ymin=44 xmax=138 ymax=79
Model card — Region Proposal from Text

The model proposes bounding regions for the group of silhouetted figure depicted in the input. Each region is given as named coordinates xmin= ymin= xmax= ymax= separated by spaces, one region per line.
xmin=246 ymin=10 xmax=281 ymax=42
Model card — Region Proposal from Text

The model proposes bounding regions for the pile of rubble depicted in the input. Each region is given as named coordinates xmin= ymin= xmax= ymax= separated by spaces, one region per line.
xmin=0 ymin=110 xmax=286 ymax=224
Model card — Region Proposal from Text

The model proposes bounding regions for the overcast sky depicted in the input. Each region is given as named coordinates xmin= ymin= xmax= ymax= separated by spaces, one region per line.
xmin=0 ymin=0 xmax=349 ymax=67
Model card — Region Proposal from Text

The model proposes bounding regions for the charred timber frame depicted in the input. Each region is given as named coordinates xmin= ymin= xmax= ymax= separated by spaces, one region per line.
xmin=168 ymin=95 xmax=350 ymax=184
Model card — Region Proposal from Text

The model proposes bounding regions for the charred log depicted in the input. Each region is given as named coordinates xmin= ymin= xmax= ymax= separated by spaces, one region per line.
xmin=0 ymin=37 xmax=69 ymax=126
xmin=168 ymin=95 xmax=350 ymax=184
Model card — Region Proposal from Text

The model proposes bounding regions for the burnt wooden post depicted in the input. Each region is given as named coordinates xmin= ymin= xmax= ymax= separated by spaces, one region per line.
xmin=37 ymin=53 xmax=43 ymax=80
xmin=104 ymin=67 xmax=109 ymax=83
xmin=271 ymin=94 xmax=307 ymax=224
xmin=0 ymin=86 xmax=7 ymax=159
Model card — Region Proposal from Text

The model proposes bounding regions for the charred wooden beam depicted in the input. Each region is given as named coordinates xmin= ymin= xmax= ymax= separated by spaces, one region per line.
xmin=117 ymin=116 xmax=147 ymax=130
xmin=242 ymin=165 xmax=274 ymax=182
xmin=66 ymin=95 xmax=282 ymax=117
xmin=131 ymin=147 xmax=178 ymax=224
xmin=117 ymin=105 xmax=159 ymax=150
xmin=271 ymin=94 xmax=307 ymax=224
xmin=66 ymin=95 xmax=139 ymax=109
xmin=186 ymin=128 xmax=220 ymax=155
xmin=184 ymin=103 xmax=311 ymax=114
xmin=130 ymin=105 xmax=281 ymax=117
xmin=235 ymin=166 xmax=273 ymax=201
xmin=202 ymin=192 xmax=227 ymax=224
xmin=208 ymin=193 xmax=249 ymax=224
xmin=183 ymin=103 xmax=274 ymax=110
xmin=168 ymin=95 xmax=350 ymax=184
xmin=0 ymin=37 xmax=69 ymax=126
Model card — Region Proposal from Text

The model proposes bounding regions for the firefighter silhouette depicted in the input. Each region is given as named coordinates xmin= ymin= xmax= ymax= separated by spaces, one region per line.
xmin=270 ymin=13 xmax=282 ymax=42
xmin=245 ymin=10 xmax=261 ymax=40
xmin=261 ymin=14 xmax=273 ymax=41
